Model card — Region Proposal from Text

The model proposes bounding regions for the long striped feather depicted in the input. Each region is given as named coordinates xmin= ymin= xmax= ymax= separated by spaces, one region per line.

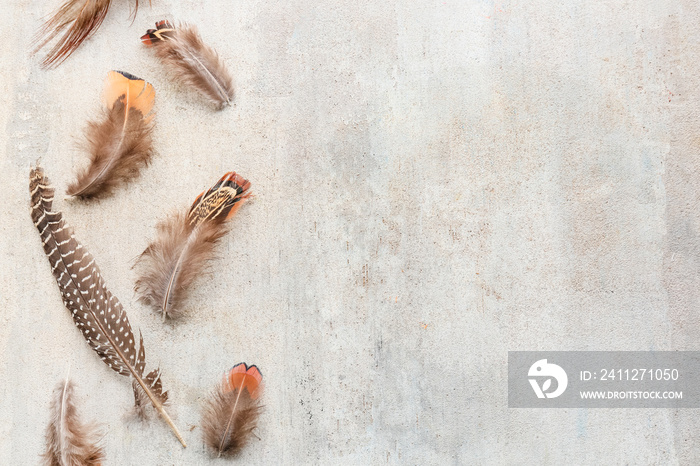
xmin=30 ymin=166 xmax=186 ymax=448
xmin=34 ymin=0 xmax=143 ymax=68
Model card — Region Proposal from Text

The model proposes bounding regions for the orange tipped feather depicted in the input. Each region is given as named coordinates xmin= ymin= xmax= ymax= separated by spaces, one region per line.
xmin=66 ymin=71 xmax=155 ymax=199
xmin=135 ymin=173 xmax=252 ymax=320
xmin=202 ymin=363 xmax=263 ymax=457
xmin=103 ymin=71 xmax=155 ymax=115
xmin=227 ymin=363 xmax=263 ymax=400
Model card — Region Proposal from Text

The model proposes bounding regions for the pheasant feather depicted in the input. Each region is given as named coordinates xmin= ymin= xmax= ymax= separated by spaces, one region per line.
xmin=67 ymin=71 xmax=155 ymax=199
xmin=43 ymin=378 xmax=104 ymax=466
xmin=202 ymin=363 xmax=263 ymax=457
xmin=30 ymin=166 xmax=186 ymax=447
xmin=135 ymin=172 xmax=251 ymax=320
xmin=34 ymin=0 xmax=142 ymax=68
xmin=141 ymin=20 xmax=234 ymax=109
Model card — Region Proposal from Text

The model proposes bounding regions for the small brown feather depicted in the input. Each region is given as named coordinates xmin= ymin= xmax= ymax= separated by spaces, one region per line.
xmin=134 ymin=172 xmax=251 ymax=320
xmin=142 ymin=21 xmax=234 ymax=109
xmin=43 ymin=379 xmax=104 ymax=466
xmin=67 ymin=71 xmax=155 ymax=199
xmin=135 ymin=214 xmax=229 ymax=320
xmin=201 ymin=367 xmax=263 ymax=457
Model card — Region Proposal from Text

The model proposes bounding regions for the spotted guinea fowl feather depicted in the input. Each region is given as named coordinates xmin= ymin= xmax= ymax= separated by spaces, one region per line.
xmin=30 ymin=166 xmax=186 ymax=448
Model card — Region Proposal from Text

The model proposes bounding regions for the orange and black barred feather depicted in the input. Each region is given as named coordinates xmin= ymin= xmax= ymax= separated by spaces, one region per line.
xmin=202 ymin=363 xmax=263 ymax=457
xmin=141 ymin=20 xmax=234 ymax=109
xmin=188 ymin=172 xmax=252 ymax=226
xmin=30 ymin=167 xmax=186 ymax=448
xmin=141 ymin=20 xmax=175 ymax=45
xmin=135 ymin=173 xmax=251 ymax=320
xmin=67 ymin=71 xmax=155 ymax=199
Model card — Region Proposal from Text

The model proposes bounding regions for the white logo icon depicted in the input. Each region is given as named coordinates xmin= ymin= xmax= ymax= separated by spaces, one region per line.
xmin=528 ymin=359 xmax=568 ymax=399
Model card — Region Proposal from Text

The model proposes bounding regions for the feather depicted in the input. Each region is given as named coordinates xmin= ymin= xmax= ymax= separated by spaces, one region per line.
xmin=66 ymin=71 xmax=155 ymax=199
xmin=134 ymin=172 xmax=251 ymax=320
xmin=34 ymin=0 xmax=142 ymax=68
xmin=141 ymin=20 xmax=234 ymax=109
xmin=43 ymin=378 xmax=104 ymax=466
xmin=202 ymin=363 xmax=263 ymax=457
xmin=30 ymin=166 xmax=187 ymax=448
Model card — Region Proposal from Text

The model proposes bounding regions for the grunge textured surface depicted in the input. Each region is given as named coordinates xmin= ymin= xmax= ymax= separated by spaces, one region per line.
xmin=2 ymin=0 xmax=700 ymax=464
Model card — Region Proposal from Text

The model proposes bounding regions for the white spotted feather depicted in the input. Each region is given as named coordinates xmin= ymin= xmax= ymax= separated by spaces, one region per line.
xmin=30 ymin=166 xmax=186 ymax=448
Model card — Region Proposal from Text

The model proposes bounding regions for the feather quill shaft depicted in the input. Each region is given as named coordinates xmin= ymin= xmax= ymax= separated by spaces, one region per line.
xmin=141 ymin=20 xmax=234 ymax=109
xmin=202 ymin=363 xmax=263 ymax=457
xmin=67 ymin=71 xmax=155 ymax=199
xmin=30 ymin=166 xmax=186 ymax=448
xmin=43 ymin=378 xmax=104 ymax=466
xmin=135 ymin=172 xmax=251 ymax=320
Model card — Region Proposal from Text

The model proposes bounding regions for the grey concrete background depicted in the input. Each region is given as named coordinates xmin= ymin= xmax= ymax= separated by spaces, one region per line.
xmin=1 ymin=0 xmax=700 ymax=464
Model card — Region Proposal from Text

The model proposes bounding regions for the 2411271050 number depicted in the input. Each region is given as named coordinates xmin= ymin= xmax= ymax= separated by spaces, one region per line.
xmin=599 ymin=368 xmax=679 ymax=381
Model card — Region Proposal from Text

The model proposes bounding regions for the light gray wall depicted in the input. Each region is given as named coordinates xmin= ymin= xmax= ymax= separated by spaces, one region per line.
xmin=1 ymin=0 xmax=699 ymax=464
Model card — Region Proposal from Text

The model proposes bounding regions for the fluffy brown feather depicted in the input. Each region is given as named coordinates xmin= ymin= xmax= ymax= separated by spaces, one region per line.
xmin=33 ymin=0 xmax=114 ymax=68
xmin=134 ymin=172 xmax=251 ymax=320
xmin=135 ymin=214 xmax=229 ymax=320
xmin=67 ymin=71 xmax=155 ymax=199
xmin=141 ymin=20 xmax=234 ymax=109
xmin=43 ymin=379 xmax=104 ymax=466
xmin=202 ymin=364 xmax=263 ymax=457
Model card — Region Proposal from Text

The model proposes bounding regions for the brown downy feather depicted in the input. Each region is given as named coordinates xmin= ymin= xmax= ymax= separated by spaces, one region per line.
xmin=202 ymin=363 xmax=263 ymax=457
xmin=134 ymin=172 xmax=251 ymax=320
xmin=141 ymin=20 xmax=234 ymax=109
xmin=30 ymin=166 xmax=186 ymax=448
xmin=67 ymin=71 xmax=155 ymax=199
xmin=34 ymin=0 xmax=142 ymax=68
xmin=43 ymin=379 xmax=104 ymax=466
